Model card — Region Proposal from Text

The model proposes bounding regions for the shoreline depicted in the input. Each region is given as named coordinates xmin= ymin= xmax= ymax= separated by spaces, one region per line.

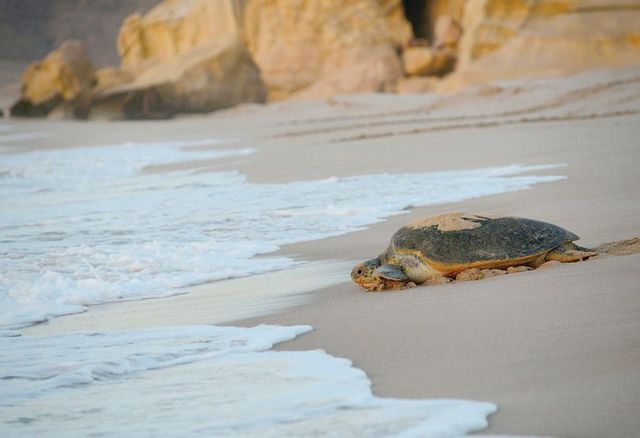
xmin=8 ymin=66 xmax=640 ymax=436
xmin=24 ymin=260 xmax=354 ymax=335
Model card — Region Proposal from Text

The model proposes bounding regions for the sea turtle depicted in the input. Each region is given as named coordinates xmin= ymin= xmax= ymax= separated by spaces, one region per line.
xmin=351 ymin=213 xmax=597 ymax=291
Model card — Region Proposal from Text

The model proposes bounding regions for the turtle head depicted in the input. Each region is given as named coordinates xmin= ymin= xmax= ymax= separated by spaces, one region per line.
xmin=351 ymin=257 xmax=382 ymax=288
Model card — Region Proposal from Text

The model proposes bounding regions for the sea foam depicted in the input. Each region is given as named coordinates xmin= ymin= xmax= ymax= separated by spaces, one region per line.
xmin=1 ymin=139 xmax=565 ymax=328
xmin=0 ymin=325 xmax=496 ymax=437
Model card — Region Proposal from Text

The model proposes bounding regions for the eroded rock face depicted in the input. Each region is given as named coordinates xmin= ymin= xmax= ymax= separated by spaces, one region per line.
xmin=243 ymin=0 xmax=411 ymax=100
xmin=457 ymin=0 xmax=575 ymax=69
xmin=443 ymin=0 xmax=640 ymax=90
xmin=457 ymin=0 xmax=640 ymax=69
xmin=10 ymin=40 xmax=96 ymax=117
xmin=469 ymin=10 xmax=640 ymax=74
xmin=89 ymin=35 xmax=266 ymax=119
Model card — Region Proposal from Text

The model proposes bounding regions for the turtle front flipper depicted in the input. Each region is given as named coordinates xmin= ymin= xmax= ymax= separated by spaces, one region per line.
xmin=545 ymin=242 xmax=598 ymax=263
xmin=371 ymin=265 xmax=416 ymax=291
xmin=374 ymin=264 xmax=408 ymax=281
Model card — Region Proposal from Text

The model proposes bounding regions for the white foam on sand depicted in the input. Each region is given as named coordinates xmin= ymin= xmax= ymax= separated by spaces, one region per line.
xmin=0 ymin=325 xmax=496 ymax=437
xmin=0 ymin=138 xmax=566 ymax=328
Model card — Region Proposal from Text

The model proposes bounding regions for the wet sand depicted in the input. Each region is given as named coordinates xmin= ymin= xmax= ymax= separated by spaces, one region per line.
xmin=18 ymin=65 xmax=640 ymax=437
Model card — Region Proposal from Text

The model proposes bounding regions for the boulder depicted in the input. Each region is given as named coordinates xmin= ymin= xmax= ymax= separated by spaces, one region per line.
xmin=10 ymin=40 xmax=96 ymax=117
xmin=402 ymin=47 xmax=435 ymax=76
xmin=243 ymin=0 xmax=411 ymax=100
xmin=87 ymin=34 xmax=266 ymax=119
xmin=402 ymin=46 xmax=457 ymax=77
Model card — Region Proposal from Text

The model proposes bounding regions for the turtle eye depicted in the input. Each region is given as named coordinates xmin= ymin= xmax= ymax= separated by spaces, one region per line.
xmin=356 ymin=269 xmax=363 ymax=275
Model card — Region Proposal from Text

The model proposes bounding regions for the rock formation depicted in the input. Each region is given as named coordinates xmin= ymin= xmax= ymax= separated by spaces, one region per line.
xmin=80 ymin=0 xmax=265 ymax=119
xmin=7 ymin=0 xmax=640 ymax=118
xmin=10 ymin=40 xmax=96 ymax=117
xmin=116 ymin=0 xmax=413 ymax=102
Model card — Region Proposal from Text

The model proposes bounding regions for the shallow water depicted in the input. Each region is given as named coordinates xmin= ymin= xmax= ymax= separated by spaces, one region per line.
xmin=0 ymin=138 xmax=565 ymax=328
xmin=0 ymin=135 xmax=566 ymax=436
xmin=0 ymin=325 xmax=496 ymax=437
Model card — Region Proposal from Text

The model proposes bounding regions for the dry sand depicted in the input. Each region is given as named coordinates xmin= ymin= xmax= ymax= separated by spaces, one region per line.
xmin=16 ymin=65 xmax=640 ymax=437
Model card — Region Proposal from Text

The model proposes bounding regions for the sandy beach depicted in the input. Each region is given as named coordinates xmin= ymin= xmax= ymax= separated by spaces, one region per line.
xmin=12 ymin=65 xmax=640 ymax=436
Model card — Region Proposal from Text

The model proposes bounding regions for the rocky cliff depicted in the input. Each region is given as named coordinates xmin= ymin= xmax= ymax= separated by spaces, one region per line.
xmin=6 ymin=0 xmax=640 ymax=119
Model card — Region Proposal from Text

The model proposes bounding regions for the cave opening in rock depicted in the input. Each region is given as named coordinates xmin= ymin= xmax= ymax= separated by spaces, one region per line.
xmin=401 ymin=0 xmax=430 ymax=42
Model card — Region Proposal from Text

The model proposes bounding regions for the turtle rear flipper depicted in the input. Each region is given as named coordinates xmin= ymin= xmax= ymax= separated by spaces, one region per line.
xmin=374 ymin=264 xmax=408 ymax=281
xmin=546 ymin=242 xmax=598 ymax=263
